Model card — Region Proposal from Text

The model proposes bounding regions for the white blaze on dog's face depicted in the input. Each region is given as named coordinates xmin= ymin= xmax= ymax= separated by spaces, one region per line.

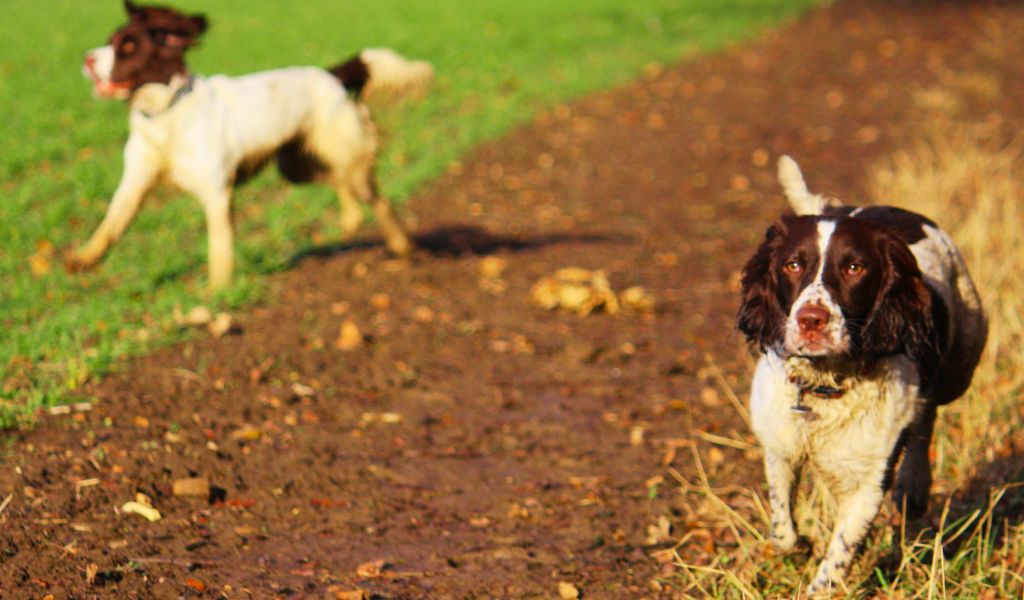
xmin=83 ymin=45 xmax=128 ymax=99
xmin=782 ymin=220 xmax=851 ymax=355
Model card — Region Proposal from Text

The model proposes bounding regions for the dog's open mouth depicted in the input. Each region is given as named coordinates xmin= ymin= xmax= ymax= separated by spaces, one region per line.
xmin=83 ymin=64 xmax=133 ymax=100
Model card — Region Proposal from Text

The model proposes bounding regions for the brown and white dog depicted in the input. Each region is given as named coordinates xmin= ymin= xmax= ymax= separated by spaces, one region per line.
xmin=69 ymin=0 xmax=433 ymax=289
xmin=738 ymin=156 xmax=987 ymax=593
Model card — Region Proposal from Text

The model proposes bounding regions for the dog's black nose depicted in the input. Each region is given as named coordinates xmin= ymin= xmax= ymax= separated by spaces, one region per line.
xmin=797 ymin=304 xmax=829 ymax=334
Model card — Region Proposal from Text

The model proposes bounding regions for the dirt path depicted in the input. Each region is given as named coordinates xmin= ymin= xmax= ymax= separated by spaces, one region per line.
xmin=4 ymin=1 xmax=1023 ymax=598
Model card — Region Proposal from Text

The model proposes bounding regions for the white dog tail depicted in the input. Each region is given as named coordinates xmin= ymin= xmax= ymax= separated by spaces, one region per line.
xmin=330 ymin=48 xmax=433 ymax=101
xmin=778 ymin=155 xmax=839 ymax=215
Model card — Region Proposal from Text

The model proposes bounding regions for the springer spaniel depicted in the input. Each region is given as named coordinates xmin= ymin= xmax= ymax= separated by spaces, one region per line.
xmin=69 ymin=1 xmax=433 ymax=289
xmin=738 ymin=156 xmax=987 ymax=593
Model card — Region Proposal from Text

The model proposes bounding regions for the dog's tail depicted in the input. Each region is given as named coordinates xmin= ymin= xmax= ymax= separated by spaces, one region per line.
xmin=329 ymin=48 xmax=433 ymax=101
xmin=778 ymin=155 xmax=840 ymax=215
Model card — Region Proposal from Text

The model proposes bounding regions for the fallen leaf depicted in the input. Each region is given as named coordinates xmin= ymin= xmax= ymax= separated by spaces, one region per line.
xmin=700 ymin=387 xmax=721 ymax=407
xmin=479 ymin=256 xmax=508 ymax=279
xmin=29 ymin=252 xmax=52 ymax=277
xmin=329 ymin=587 xmax=367 ymax=600
xmin=619 ymin=286 xmax=655 ymax=313
xmin=172 ymin=478 xmax=210 ymax=498
xmin=234 ymin=526 xmax=258 ymax=536
xmin=356 ymin=559 xmax=385 ymax=578
xmin=645 ymin=515 xmax=672 ymax=545
xmin=85 ymin=563 xmax=99 ymax=586
xmin=291 ymin=382 xmax=316 ymax=398
xmin=370 ymin=293 xmax=391 ymax=310
xmin=707 ymin=447 xmax=726 ymax=467
xmin=229 ymin=425 xmax=262 ymax=442
xmin=558 ymin=581 xmax=580 ymax=599
xmin=336 ymin=319 xmax=363 ymax=351
xmin=185 ymin=578 xmax=206 ymax=592
xmin=120 ymin=501 xmax=161 ymax=522
xmin=530 ymin=268 xmax=620 ymax=315
xmin=411 ymin=306 xmax=435 ymax=323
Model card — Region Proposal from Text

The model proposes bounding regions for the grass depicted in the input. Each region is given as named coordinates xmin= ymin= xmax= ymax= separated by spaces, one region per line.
xmin=0 ymin=0 xmax=819 ymax=424
xmin=666 ymin=122 xmax=1024 ymax=597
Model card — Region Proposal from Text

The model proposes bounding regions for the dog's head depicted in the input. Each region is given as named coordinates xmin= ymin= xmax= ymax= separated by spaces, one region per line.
xmin=83 ymin=0 xmax=207 ymax=100
xmin=738 ymin=213 xmax=939 ymax=369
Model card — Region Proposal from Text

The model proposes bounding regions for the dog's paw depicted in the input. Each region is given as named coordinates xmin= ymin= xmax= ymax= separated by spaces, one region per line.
xmin=385 ymin=236 xmax=414 ymax=259
xmin=772 ymin=535 xmax=812 ymax=561
xmin=893 ymin=465 xmax=931 ymax=520
xmin=63 ymin=252 xmax=97 ymax=274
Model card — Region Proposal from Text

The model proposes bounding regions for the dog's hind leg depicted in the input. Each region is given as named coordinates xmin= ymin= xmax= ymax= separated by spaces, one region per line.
xmin=893 ymin=402 xmax=937 ymax=519
xmin=67 ymin=134 xmax=161 ymax=270
xmin=358 ymin=173 xmax=412 ymax=257
xmin=334 ymin=183 xmax=364 ymax=240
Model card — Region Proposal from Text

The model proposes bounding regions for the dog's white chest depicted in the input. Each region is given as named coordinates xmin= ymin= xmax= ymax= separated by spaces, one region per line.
xmin=750 ymin=352 xmax=921 ymax=483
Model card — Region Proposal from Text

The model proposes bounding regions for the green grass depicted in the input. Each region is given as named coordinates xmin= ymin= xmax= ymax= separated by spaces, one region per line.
xmin=0 ymin=0 xmax=817 ymax=424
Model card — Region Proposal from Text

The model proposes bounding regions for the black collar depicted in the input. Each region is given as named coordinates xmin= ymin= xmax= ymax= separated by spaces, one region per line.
xmin=139 ymin=74 xmax=195 ymax=118
xmin=168 ymin=74 xmax=196 ymax=108
xmin=790 ymin=380 xmax=845 ymax=418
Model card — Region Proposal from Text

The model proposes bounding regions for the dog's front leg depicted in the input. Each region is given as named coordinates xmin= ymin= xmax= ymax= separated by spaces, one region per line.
xmin=807 ymin=480 xmax=884 ymax=595
xmin=200 ymin=188 xmax=235 ymax=290
xmin=67 ymin=134 xmax=161 ymax=270
xmin=764 ymin=450 xmax=800 ymax=551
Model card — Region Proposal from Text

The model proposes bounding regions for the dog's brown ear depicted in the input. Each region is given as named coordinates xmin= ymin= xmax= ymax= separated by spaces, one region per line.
xmin=161 ymin=13 xmax=207 ymax=48
xmin=125 ymin=0 xmax=144 ymax=19
xmin=123 ymin=1 xmax=208 ymax=42
xmin=861 ymin=233 xmax=940 ymax=377
xmin=738 ymin=220 xmax=788 ymax=350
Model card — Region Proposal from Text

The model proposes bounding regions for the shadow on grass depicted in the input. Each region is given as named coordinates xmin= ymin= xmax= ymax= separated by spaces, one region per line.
xmin=860 ymin=448 xmax=1024 ymax=592
xmin=287 ymin=223 xmax=629 ymax=266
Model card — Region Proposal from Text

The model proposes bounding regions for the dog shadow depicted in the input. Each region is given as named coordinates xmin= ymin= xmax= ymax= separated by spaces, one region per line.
xmin=287 ymin=223 xmax=627 ymax=266
xmin=860 ymin=448 xmax=1024 ymax=591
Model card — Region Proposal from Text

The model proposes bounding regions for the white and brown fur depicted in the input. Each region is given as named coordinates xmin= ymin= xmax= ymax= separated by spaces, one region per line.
xmin=69 ymin=1 xmax=433 ymax=289
xmin=738 ymin=156 xmax=986 ymax=593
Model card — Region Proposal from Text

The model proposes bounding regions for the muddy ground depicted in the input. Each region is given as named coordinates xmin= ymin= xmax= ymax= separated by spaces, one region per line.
xmin=3 ymin=1 xmax=1024 ymax=598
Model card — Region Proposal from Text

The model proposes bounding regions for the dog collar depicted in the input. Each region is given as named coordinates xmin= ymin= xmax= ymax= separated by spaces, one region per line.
xmin=790 ymin=379 xmax=846 ymax=418
xmin=168 ymin=74 xmax=196 ymax=108
xmin=139 ymin=74 xmax=196 ymax=118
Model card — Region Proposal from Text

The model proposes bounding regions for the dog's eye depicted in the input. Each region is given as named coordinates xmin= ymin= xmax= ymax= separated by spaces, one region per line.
xmin=783 ymin=260 xmax=803 ymax=274
xmin=121 ymin=41 xmax=137 ymax=54
xmin=845 ymin=263 xmax=865 ymax=276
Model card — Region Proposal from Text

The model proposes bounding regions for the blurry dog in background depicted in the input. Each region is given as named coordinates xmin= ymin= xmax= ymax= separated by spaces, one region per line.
xmin=738 ymin=156 xmax=986 ymax=593
xmin=70 ymin=0 xmax=432 ymax=289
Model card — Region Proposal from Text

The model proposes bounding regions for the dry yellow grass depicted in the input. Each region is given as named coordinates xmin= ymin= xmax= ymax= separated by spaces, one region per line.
xmin=668 ymin=124 xmax=1024 ymax=598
